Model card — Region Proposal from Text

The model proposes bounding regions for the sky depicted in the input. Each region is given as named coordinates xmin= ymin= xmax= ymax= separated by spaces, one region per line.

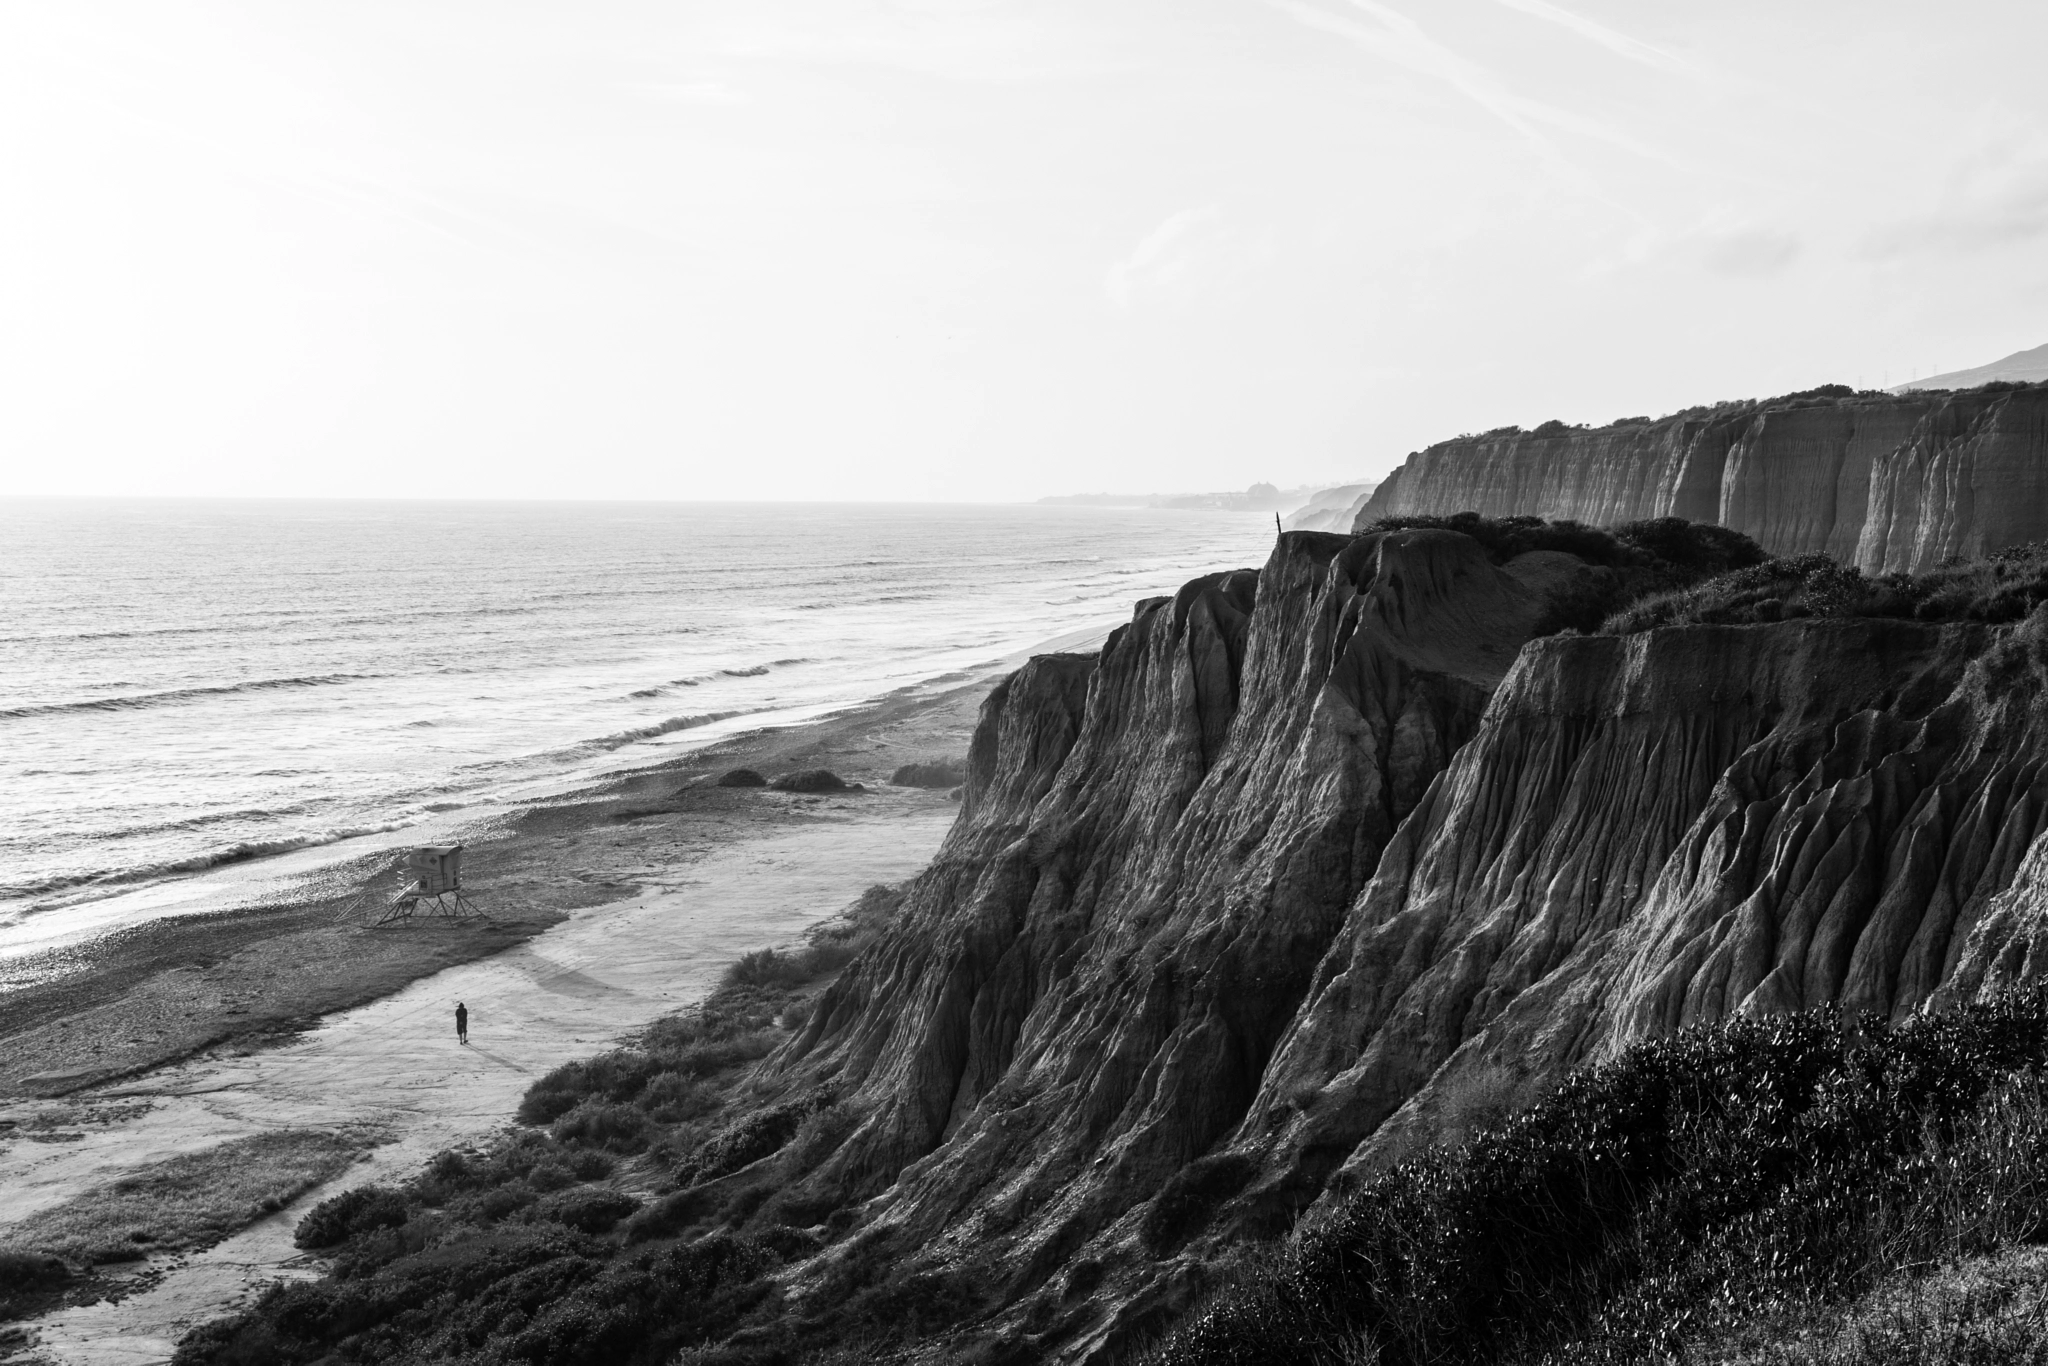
xmin=1 ymin=1 xmax=2045 ymax=503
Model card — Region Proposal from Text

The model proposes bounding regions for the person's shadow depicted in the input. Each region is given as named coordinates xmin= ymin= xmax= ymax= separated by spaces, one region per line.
xmin=462 ymin=1044 xmax=529 ymax=1073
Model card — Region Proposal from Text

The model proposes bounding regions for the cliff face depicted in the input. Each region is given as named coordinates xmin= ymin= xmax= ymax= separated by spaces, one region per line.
xmin=1359 ymin=385 xmax=2048 ymax=573
xmin=756 ymin=529 xmax=2048 ymax=1363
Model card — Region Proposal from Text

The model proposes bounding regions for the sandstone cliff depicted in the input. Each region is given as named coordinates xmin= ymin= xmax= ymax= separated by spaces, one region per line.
xmin=1359 ymin=384 xmax=2048 ymax=573
xmin=747 ymin=526 xmax=2048 ymax=1363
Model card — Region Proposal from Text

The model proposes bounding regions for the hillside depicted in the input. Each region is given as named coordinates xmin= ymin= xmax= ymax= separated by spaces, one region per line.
xmin=1898 ymin=341 xmax=2048 ymax=393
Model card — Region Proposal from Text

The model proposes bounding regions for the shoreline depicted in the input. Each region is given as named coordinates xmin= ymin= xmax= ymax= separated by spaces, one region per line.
xmin=0 ymin=668 xmax=1007 ymax=1357
xmin=0 ymin=671 xmax=1005 ymax=1101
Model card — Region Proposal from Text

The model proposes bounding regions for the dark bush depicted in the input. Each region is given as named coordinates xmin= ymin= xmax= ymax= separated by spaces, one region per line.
xmin=293 ymin=1185 xmax=409 ymax=1251
xmin=1362 ymin=513 xmax=1769 ymax=638
xmin=477 ymin=1182 xmax=537 ymax=1222
xmin=638 ymin=1070 xmax=718 ymax=1123
xmin=551 ymin=1099 xmax=652 ymax=1155
xmin=1366 ymin=511 xmax=1632 ymax=567
xmin=724 ymin=949 xmax=811 ymax=991
xmin=519 ymin=1050 xmax=658 ymax=1125
xmin=622 ymin=1188 xmax=719 ymax=1245
xmin=769 ymin=769 xmax=859 ymax=794
xmin=568 ymin=1149 xmax=614 ymax=1181
xmin=715 ymin=769 xmax=768 ymax=788
xmin=1605 ymin=541 xmax=2048 ymax=634
xmin=537 ymin=1189 xmax=640 ymax=1235
xmin=1148 ymin=993 xmax=2048 ymax=1366
xmin=0 ymin=1249 xmax=69 ymax=1292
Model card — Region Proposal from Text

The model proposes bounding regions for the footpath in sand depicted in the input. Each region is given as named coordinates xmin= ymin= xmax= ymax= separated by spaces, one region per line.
xmin=1 ymin=793 xmax=957 ymax=1365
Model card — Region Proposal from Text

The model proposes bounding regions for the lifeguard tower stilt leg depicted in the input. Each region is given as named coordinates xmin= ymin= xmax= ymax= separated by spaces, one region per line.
xmin=374 ymin=845 xmax=491 ymax=927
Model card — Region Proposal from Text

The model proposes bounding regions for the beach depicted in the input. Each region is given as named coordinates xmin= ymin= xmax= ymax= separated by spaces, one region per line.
xmin=0 ymin=673 xmax=997 ymax=1362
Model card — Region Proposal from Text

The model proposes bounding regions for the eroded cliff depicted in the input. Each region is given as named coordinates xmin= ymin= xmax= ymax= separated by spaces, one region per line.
xmin=729 ymin=520 xmax=2048 ymax=1364
xmin=1360 ymin=383 xmax=2048 ymax=573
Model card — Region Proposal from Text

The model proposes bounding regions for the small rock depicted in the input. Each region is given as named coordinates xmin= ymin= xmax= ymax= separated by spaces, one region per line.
xmin=890 ymin=759 xmax=967 ymax=788
xmin=715 ymin=769 xmax=768 ymax=788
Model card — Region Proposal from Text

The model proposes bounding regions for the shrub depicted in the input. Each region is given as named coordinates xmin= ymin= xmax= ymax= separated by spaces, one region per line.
xmin=550 ymin=1099 xmax=652 ymax=1155
xmin=569 ymin=1149 xmax=614 ymax=1181
xmin=0 ymin=1249 xmax=68 ymax=1292
xmin=294 ymin=1186 xmax=408 ymax=1251
xmin=537 ymin=1189 xmax=641 ymax=1235
xmin=477 ymin=1182 xmax=536 ymax=1222
xmin=726 ymin=949 xmax=812 ymax=991
xmin=518 ymin=1050 xmax=659 ymax=1125
xmin=622 ymin=1188 xmax=719 ymax=1245
xmin=639 ymin=1070 xmax=719 ymax=1123
xmin=1147 ymin=994 xmax=2048 ymax=1366
xmin=1603 ymin=544 xmax=2048 ymax=634
xmin=1362 ymin=513 xmax=1769 ymax=638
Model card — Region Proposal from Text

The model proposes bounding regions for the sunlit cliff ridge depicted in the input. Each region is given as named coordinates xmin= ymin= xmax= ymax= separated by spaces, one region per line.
xmin=1358 ymin=382 xmax=2048 ymax=572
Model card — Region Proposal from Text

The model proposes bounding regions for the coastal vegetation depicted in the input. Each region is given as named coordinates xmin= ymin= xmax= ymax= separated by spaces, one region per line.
xmin=1361 ymin=511 xmax=1768 ymax=632
xmin=1150 ymin=994 xmax=2048 ymax=1366
xmin=0 ymin=1129 xmax=360 ymax=1268
xmin=169 ymin=991 xmax=2048 ymax=1365
xmin=172 ymin=887 xmax=911 ymax=1366
xmin=1603 ymin=540 xmax=2048 ymax=633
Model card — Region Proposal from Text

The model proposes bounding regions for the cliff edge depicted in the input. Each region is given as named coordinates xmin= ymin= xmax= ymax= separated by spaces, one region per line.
xmin=1360 ymin=383 xmax=2048 ymax=572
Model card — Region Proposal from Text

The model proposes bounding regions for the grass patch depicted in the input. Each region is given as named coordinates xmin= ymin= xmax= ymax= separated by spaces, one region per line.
xmin=2 ymin=1129 xmax=361 ymax=1265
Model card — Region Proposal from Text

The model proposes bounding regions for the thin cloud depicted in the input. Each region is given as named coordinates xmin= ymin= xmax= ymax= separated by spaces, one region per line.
xmin=1261 ymin=0 xmax=1667 ymax=167
xmin=1492 ymin=0 xmax=1686 ymax=72
xmin=1105 ymin=205 xmax=1226 ymax=312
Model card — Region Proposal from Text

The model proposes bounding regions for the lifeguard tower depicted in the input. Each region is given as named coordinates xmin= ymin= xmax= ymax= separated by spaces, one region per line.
xmin=374 ymin=844 xmax=489 ymax=926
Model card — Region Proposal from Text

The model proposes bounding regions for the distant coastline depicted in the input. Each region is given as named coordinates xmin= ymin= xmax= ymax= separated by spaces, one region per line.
xmin=1037 ymin=481 xmax=1325 ymax=512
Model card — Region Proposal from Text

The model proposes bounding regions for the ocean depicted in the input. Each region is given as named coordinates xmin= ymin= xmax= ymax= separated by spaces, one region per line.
xmin=0 ymin=498 xmax=1276 ymax=960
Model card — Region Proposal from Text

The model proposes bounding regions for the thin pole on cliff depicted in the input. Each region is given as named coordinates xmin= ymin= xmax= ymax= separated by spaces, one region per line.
xmin=1274 ymin=511 xmax=1282 ymax=538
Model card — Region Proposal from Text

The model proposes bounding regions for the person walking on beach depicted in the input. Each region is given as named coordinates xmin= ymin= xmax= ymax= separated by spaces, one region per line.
xmin=455 ymin=1001 xmax=469 ymax=1044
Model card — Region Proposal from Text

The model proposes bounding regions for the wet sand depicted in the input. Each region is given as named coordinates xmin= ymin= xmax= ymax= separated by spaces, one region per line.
xmin=0 ymin=673 xmax=1005 ymax=1362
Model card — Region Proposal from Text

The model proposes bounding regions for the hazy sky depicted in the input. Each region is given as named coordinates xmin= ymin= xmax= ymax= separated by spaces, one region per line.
xmin=3 ymin=1 xmax=2045 ymax=502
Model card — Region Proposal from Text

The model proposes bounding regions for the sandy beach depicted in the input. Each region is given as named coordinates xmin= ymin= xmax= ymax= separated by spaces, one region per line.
xmin=0 ymin=673 xmax=1000 ymax=1362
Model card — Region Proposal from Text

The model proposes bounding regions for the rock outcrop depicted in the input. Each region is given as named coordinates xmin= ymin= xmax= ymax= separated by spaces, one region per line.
xmin=748 ymin=525 xmax=2048 ymax=1363
xmin=1359 ymin=384 xmax=2048 ymax=573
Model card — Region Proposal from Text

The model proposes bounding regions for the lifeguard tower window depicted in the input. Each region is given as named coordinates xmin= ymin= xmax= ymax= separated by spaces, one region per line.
xmin=374 ymin=844 xmax=488 ymax=926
